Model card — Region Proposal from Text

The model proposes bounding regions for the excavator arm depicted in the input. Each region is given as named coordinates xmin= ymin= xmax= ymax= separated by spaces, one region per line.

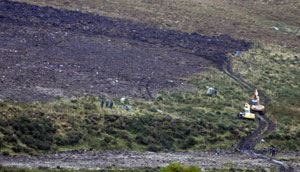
xmin=254 ymin=89 xmax=260 ymax=105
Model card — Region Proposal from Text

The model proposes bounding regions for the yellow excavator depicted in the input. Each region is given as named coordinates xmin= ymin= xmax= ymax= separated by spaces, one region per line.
xmin=238 ymin=103 xmax=255 ymax=120
xmin=250 ymin=89 xmax=265 ymax=115
xmin=238 ymin=89 xmax=265 ymax=120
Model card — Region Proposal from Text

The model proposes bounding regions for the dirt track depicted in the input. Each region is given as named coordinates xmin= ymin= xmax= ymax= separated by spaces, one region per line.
xmin=224 ymin=62 xmax=296 ymax=171
xmin=0 ymin=0 xmax=251 ymax=102
xmin=0 ymin=150 xmax=276 ymax=170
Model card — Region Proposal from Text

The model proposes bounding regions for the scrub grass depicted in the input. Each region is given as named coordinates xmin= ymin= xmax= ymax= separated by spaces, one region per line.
xmin=0 ymin=69 xmax=258 ymax=154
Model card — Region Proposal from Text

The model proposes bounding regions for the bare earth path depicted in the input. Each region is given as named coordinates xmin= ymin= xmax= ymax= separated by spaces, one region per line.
xmin=0 ymin=151 xmax=275 ymax=170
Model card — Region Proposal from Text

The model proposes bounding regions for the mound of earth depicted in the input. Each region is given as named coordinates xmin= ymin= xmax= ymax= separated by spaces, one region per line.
xmin=0 ymin=0 xmax=251 ymax=102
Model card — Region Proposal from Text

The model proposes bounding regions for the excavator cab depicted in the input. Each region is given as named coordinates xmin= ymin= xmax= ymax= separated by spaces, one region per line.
xmin=250 ymin=100 xmax=258 ymax=105
xmin=238 ymin=89 xmax=265 ymax=120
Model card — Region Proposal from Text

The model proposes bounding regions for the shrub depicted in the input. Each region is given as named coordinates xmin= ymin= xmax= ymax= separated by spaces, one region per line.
xmin=0 ymin=119 xmax=7 ymax=127
xmin=0 ymin=101 xmax=7 ymax=108
xmin=105 ymin=127 xmax=117 ymax=135
xmin=12 ymin=145 xmax=24 ymax=153
xmin=148 ymin=145 xmax=160 ymax=152
xmin=54 ymin=136 xmax=69 ymax=146
xmin=218 ymin=123 xmax=229 ymax=130
xmin=67 ymin=131 xmax=83 ymax=145
xmin=207 ymin=137 xmax=218 ymax=143
xmin=176 ymin=106 xmax=193 ymax=115
xmin=284 ymin=135 xmax=291 ymax=140
xmin=118 ymin=131 xmax=130 ymax=140
xmin=148 ymin=106 xmax=158 ymax=113
xmin=3 ymin=135 xmax=17 ymax=143
xmin=9 ymin=114 xmax=57 ymax=151
xmin=20 ymin=135 xmax=37 ymax=149
xmin=296 ymin=130 xmax=300 ymax=138
xmin=2 ymin=151 xmax=9 ymax=156
xmin=171 ymin=93 xmax=184 ymax=103
xmin=104 ymin=136 xmax=113 ymax=143
xmin=160 ymin=137 xmax=174 ymax=149
xmin=36 ymin=141 xmax=51 ymax=151
xmin=161 ymin=162 xmax=203 ymax=172
xmin=186 ymin=137 xmax=197 ymax=147
xmin=84 ymin=103 xmax=97 ymax=110
xmin=266 ymin=133 xmax=282 ymax=140
xmin=173 ymin=132 xmax=185 ymax=139
xmin=156 ymin=96 xmax=163 ymax=101
xmin=0 ymin=137 xmax=3 ymax=147
xmin=135 ymin=135 xmax=149 ymax=145
xmin=70 ymin=99 xmax=78 ymax=103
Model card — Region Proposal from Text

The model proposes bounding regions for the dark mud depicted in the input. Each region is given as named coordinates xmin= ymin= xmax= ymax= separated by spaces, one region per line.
xmin=0 ymin=0 xmax=250 ymax=102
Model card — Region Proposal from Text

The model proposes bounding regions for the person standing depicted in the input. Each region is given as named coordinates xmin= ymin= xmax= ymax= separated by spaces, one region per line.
xmin=105 ymin=99 xmax=109 ymax=108
xmin=101 ymin=99 xmax=104 ymax=108
xmin=269 ymin=145 xmax=273 ymax=155
xmin=109 ymin=100 xmax=113 ymax=109
xmin=216 ymin=148 xmax=221 ymax=155
xmin=271 ymin=147 xmax=276 ymax=157
xmin=233 ymin=143 xmax=238 ymax=152
xmin=257 ymin=117 xmax=261 ymax=123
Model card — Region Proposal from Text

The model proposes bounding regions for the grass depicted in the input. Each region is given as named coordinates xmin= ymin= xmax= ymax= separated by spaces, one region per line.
xmin=0 ymin=67 xmax=261 ymax=154
xmin=4 ymin=0 xmax=299 ymax=153
xmin=230 ymin=43 xmax=300 ymax=150
xmin=0 ymin=85 xmax=257 ymax=154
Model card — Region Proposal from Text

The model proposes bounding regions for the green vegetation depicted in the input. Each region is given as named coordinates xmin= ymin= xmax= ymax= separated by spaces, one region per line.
xmin=161 ymin=162 xmax=272 ymax=172
xmin=0 ymin=164 xmax=274 ymax=172
xmin=0 ymin=81 xmax=257 ymax=154
xmin=230 ymin=44 xmax=300 ymax=150
xmin=161 ymin=162 xmax=202 ymax=172
xmin=6 ymin=0 xmax=300 ymax=153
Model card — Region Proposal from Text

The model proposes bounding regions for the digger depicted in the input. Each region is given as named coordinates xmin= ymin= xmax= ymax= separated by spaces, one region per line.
xmin=238 ymin=103 xmax=255 ymax=120
xmin=250 ymin=89 xmax=265 ymax=115
xmin=238 ymin=89 xmax=265 ymax=120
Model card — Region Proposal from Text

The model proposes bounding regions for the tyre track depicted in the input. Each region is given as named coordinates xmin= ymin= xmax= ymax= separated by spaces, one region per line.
xmin=224 ymin=61 xmax=294 ymax=172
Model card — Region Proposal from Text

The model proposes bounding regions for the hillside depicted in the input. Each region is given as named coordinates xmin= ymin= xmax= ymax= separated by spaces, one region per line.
xmin=0 ymin=0 xmax=300 ymax=171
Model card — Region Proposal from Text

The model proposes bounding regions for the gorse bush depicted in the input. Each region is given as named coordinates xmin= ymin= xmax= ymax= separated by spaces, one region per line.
xmin=9 ymin=114 xmax=57 ymax=151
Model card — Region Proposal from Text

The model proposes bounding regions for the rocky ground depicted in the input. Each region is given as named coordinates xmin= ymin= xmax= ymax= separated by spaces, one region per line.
xmin=0 ymin=150 xmax=282 ymax=170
